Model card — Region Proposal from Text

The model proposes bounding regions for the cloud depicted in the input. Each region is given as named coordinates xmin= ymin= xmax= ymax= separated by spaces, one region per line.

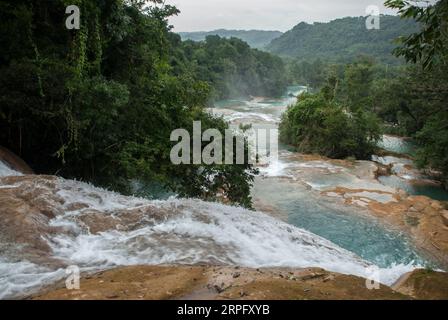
xmin=166 ymin=0 xmax=397 ymax=32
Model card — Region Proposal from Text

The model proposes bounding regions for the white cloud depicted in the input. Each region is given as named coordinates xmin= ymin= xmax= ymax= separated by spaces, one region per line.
xmin=166 ymin=0 xmax=397 ymax=32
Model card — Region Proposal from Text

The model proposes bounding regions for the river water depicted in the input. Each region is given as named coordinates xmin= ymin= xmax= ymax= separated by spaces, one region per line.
xmin=0 ymin=86 xmax=445 ymax=298
xmin=210 ymin=86 xmax=444 ymax=271
xmin=0 ymin=162 xmax=417 ymax=298
xmin=376 ymin=136 xmax=448 ymax=201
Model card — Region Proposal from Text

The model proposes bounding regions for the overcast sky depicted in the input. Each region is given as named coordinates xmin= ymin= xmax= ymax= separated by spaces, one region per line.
xmin=165 ymin=0 xmax=397 ymax=32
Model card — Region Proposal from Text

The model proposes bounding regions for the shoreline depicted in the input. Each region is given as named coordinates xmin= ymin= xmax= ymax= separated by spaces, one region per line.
xmin=32 ymin=265 xmax=448 ymax=300
xmin=252 ymin=150 xmax=448 ymax=270
xmin=2 ymin=148 xmax=445 ymax=299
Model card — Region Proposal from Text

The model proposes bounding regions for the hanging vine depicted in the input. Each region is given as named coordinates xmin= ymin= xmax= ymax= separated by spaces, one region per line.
xmin=91 ymin=12 xmax=103 ymax=75
xmin=26 ymin=4 xmax=45 ymax=98
xmin=60 ymin=0 xmax=91 ymax=158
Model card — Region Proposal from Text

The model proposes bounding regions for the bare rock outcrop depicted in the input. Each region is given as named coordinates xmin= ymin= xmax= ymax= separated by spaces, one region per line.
xmin=34 ymin=266 xmax=409 ymax=300
xmin=392 ymin=269 xmax=448 ymax=300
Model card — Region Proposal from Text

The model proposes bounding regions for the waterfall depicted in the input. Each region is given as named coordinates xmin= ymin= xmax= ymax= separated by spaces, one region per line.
xmin=0 ymin=166 xmax=419 ymax=298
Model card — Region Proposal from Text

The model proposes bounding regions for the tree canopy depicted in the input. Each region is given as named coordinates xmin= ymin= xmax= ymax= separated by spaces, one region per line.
xmin=178 ymin=35 xmax=288 ymax=100
xmin=178 ymin=29 xmax=283 ymax=50
xmin=267 ymin=15 xmax=419 ymax=64
xmin=0 ymin=0 xmax=289 ymax=207
xmin=280 ymin=61 xmax=382 ymax=160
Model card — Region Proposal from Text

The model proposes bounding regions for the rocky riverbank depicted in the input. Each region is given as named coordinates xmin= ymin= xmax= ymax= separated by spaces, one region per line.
xmin=0 ymin=165 xmax=400 ymax=299
xmin=33 ymin=265 xmax=448 ymax=300
xmin=1 ymin=147 xmax=447 ymax=300
xmin=251 ymin=150 xmax=448 ymax=269
xmin=323 ymin=187 xmax=448 ymax=269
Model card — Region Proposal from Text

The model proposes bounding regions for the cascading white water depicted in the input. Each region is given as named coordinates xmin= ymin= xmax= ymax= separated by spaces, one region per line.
xmin=0 ymin=161 xmax=22 ymax=178
xmin=0 ymin=162 xmax=419 ymax=299
xmin=0 ymin=259 xmax=66 ymax=299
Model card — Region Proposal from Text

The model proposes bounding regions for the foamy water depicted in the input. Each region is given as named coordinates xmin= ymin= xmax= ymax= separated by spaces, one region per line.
xmin=0 ymin=161 xmax=22 ymax=177
xmin=0 ymin=259 xmax=66 ymax=299
xmin=0 ymin=163 xmax=421 ymax=298
xmin=49 ymin=181 xmax=419 ymax=286
xmin=1 ymin=86 xmax=424 ymax=298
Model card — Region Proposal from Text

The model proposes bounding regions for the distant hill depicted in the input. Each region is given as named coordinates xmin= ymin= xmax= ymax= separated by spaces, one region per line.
xmin=266 ymin=15 xmax=419 ymax=64
xmin=178 ymin=29 xmax=283 ymax=49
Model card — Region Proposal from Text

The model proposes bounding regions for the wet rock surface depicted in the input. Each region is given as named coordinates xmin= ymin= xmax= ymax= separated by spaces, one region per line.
xmin=322 ymin=186 xmax=448 ymax=269
xmin=4 ymin=173 xmax=401 ymax=299
xmin=0 ymin=176 xmax=67 ymax=268
xmin=253 ymin=153 xmax=448 ymax=269
xmin=34 ymin=265 xmax=410 ymax=300
xmin=392 ymin=269 xmax=448 ymax=300
xmin=2 ymin=136 xmax=448 ymax=300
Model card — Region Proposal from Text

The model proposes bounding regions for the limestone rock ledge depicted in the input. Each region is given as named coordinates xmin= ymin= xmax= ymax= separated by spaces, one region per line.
xmin=33 ymin=265 xmax=410 ymax=300
xmin=392 ymin=269 xmax=448 ymax=300
xmin=323 ymin=187 xmax=448 ymax=269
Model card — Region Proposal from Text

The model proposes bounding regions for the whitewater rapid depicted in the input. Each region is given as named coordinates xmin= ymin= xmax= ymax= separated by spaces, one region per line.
xmin=0 ymin=161 xmax=419 ymax=299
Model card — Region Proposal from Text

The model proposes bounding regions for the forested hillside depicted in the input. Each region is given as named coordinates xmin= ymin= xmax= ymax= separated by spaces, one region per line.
xmin=175 ymin=36 xmax=288 ymax=99
xmin=281 ymin=0 xmax=448 ymax=187
xmin=178 ymin=29 xmax=283 ymax=49
xmin=0 ymin=0 xmax=294 ymax=208
xmin=267 ymin=15 xmax=419 ymax=64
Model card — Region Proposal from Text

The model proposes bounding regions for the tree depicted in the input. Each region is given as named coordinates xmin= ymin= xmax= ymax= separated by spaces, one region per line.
xmin=0 ymin=0 xmax=258 ymax=207
xmin=267 ymin=15 xmax=419 ymax=64
xmin=385 ymin=0 xmax=448 ymax=188
xmin=280 ymin=92 xmax=381 ymax=159
xmin=385 ymin=0 xmax=448 ymax=69
xmin=179 ymin=36 xmax=288 ymax=99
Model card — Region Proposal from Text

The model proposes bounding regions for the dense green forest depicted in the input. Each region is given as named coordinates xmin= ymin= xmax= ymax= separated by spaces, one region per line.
xmin=280 ymin=0 xmax=448 ymax=188
xmin=0 ymin=0 xmax=296 ymax=208
xmin=384 ymin=0 xmax=448 ymax=188
xmin=179 ymin=29 xmax=283 ymax=49
xmin=176 ymin=36 xmax=288 ymax=99
xmin=267 ymin=15 xmax=419 ymax=64
xmin=0 ymin=0 xmax=447 ymax=206
xmin=280 ymin=59 xmax=383 ymax=159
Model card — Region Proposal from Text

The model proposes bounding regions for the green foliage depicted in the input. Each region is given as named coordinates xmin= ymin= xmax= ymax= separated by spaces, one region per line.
xmin=178 ymin=35 xmax=289 ymax=100
xmin=285 ymin=57 xmax=424 ymax=137
xmin=385 ymin=62 xmax=448 ymax=185
xmin=415 ymin=113 xmax=448 ymax=178
xmin=384 ymin=0 xmax=448 ymax=187
xmin=178 ymin=29 xmax=283 ymax=50
xmin=0 ymin=0 xmax=259 ymax=207
xmin=282 ymin=58 xmax=385 ymax=160
xmin=267 ymin=15 xmax=419 ymax=64
xmin=280 ymin=92 xmax=381 ymax=159
xmin=342 ymin=60 xmax=374 ymax=110
xmin=274 ymin=10 xmax=447 ymax=176
xmin=385 ymin=0 xmax=448 ymax=69
xmin=286 ymin=59 xmax=334 ymax=89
